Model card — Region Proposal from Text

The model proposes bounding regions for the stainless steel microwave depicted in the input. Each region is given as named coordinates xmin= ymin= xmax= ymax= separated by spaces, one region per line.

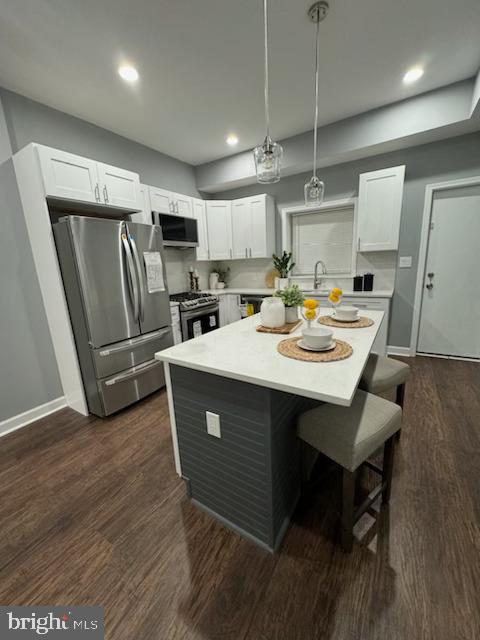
xmin=152 ymin=212 xmax=198 ymax=247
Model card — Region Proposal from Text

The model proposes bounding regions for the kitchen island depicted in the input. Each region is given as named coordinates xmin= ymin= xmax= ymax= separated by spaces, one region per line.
xmin=155 ymin=309 xmax=384 ymax=551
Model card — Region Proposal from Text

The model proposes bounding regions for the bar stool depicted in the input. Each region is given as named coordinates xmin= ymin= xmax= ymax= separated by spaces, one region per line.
xmin=297 ymin=390 xmax=402 ymax=552
xmin=359 ymin=353 xmax=410 ymax=409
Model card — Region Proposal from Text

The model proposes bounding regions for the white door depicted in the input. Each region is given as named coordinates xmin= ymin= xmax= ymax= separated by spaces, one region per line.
xmin=130 ymin=184 xmax=151 ymax=224
xmin=231 ymin=199 xmax=251 ymax=259
xmin=206 ymin=201 xmax=232 ymax=260
xmin=357 ymin=165 xmax=405 ymax=251
xmin=149 ymin=187 xmax=173 ymax=214
xmin=250 ymin=195 xmax=268 ymax=258
xmin=97 ymin=162 xmax=141 ymax=210
xmin=418 ymin=183 xmax=480 ymax=358
xmin=192 ymin=198 xmax=209 ymax=261
xmin=175 ymin=193 xmax=193 ymax=217
xmin=37 ymin=146 xmax=99 ymax=203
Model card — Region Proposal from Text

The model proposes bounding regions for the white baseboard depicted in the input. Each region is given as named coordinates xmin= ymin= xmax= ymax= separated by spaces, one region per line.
xmin=0 ymin=396 xmax=66 ymax=438
xmin=387 ymin=345 xmax=414 ymax=357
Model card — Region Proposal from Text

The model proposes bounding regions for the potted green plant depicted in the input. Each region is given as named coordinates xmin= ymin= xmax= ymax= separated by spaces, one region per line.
xmin=274 ymin=284 xmax=304 ymax=323
xmin=272 ymin=251 xmax=295 ymax=290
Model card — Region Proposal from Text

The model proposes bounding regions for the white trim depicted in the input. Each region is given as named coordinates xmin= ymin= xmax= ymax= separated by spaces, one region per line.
xmin=280 ymin=198 xmax=358 ymax=278
xmin=410 ymin=175 xmax=480 ymax=356
xmin=0 ymin=397 xmax=66 ymax=438
xmin=387 ymin=345 xmax=414 ymax=357
xmin=163 ymin=362 xmax=182 ymax=476
xmin=416 ymin=352 xmax=480 ymax=363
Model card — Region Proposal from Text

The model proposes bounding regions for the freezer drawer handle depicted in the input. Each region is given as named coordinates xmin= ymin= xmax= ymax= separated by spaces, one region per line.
xmin=99 ymin=328 xmax=171 ymax=356
xmin=128 ymin=233 xmax=146 ymax=322
xmin=121 ymin=233 xmax=140 ymax=322
xmin=104 ymin=359 xmax=161 ymax=386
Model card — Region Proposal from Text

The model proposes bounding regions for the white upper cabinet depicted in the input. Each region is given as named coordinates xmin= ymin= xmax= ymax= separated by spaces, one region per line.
xmin=37 ymin=146 xmax=99 ymax=204
xmin=97 ymin=162 xmax=141 ymax=210
xmin=357 ymin=165 xmax=405 ymax=252
xmin=206 ymin=201 xmax=232 ymax=260
xmin=230 ymin=194 xmax=275 ymax=259
xmin=130 ymin=184 xmax=152 ymax=224
xmin=149 ymin=186 xmax=192 ymax=216
xmin=36 ymin=145 xmax=141 ymax=211
xmin=231 ymin=199 xmax=251 ymax=259
xmin=192 ymin=198 xmax=209 ymax=261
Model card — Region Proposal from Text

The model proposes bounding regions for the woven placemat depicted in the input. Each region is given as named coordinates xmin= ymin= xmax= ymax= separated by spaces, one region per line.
xmin=256 ymin=319 xmax=302 ymax=334
xmin=318 ymin=315 xmax=374 ymax=329
xmin=277 ymin=337 xmax=353 ymax=362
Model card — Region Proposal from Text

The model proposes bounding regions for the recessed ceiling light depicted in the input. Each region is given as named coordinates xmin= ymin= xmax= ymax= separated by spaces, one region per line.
xmin=118 ymin=65 xmax=139 ymax=82
xmin=403 ymin=66 xmax=424 ymax=85
xmin=226 ymin=134 xmax=239 ymax=146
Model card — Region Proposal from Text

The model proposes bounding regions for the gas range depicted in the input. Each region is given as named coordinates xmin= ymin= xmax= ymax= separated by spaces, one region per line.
xmin=170 ymin=291 xmax=219 ymax=311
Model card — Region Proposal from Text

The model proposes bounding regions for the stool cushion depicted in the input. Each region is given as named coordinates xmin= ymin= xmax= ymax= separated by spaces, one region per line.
xmin=297 ymin=390 xmax=401 ymax=471
xmin=359 ymin=354 xmax=410 ymax=394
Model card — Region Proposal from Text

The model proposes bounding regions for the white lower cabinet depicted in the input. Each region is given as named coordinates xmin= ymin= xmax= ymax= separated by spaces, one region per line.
xmin=219 ymin=295 xmax=242 ymax=327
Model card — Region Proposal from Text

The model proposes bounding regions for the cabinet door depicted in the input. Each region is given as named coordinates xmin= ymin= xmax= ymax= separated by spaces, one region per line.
xmin=192 ymin=198 xmax=209 ymax=261
xmin=149 ymin=187 xmax=173 ymax=214
xmin=175 ymin=193 xmax=193 ymax=217
xmin=97 ymin=162 xmax=141 ymax=210
xmin=231 ymin=199 xmax=251 ymax=259
xmin=227 ymin=295 xmax=242 ymax=323
xmin=37 ymin=145 xmax=99 ymax=203
xmin=357 ymin=165 xmax=405 ymax=252
xmin=206 ymin=201 xmax=232 ymax=260
xmin=130 ymin=184 xmax=152 ymax=224
xmin=249 ymin=195 xmax=269 ymax=258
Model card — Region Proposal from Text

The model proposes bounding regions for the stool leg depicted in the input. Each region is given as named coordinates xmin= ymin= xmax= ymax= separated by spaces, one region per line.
xmin=395 ymin=383 xmax=406 ymax=440
xmin=341 ymin=468 xmax=356 ymax=552
xmin=382 ymin=435 xmax=396 ymax=504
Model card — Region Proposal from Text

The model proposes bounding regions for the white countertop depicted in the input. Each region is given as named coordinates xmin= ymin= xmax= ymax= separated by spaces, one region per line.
xmin=156 ymin=309 xmax=384 ymax=406
xmin=204 ymin=288 xmax=393 ymax=298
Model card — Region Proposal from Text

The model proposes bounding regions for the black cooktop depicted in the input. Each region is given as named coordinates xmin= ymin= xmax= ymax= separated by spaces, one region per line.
xmin=170 ymin=291 xmax=213 ymax=302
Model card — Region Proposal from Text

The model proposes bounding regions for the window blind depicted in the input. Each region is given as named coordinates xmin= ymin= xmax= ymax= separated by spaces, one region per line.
xmin=291 ymin=206 xmax=354 ymax=275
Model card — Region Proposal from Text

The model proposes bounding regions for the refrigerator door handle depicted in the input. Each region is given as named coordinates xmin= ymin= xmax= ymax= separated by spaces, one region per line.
xmin=121 ymin=233 xmax=140 ymax=322
xmin=98 ymin=328 xmax=171 ymax=356
xmin=104 ymin=359 xmax=161 ymax=386
xmin=129 ymin=233 xmax=146 ymax=322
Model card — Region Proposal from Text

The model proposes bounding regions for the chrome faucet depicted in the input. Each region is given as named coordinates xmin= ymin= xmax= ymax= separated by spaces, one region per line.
xmin=313 ymin=260 xmax=327 ymax=290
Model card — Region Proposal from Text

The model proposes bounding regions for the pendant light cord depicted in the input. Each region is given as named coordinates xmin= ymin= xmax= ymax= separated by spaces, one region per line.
xmin=312 ymin=14 xmax=320 ymax=177
xmin=263 ymin=0 xmax=270 ymax=140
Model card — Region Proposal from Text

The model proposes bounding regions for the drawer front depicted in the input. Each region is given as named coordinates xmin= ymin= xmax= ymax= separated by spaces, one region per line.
xmin=92 ymin=328 xmax=173 ymax=378
xmin=98 ymin=359 xmax=165 ymax=415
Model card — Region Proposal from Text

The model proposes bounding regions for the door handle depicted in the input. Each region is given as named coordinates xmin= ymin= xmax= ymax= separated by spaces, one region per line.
xmin=103 ymin=185 xmax=109 ymax=203
xmin=99 ymin=328 xmax=171 ymax=356
xmin=357 ymin=237 xmax=361 ymax=251
xmin=426 ymin=283 xmax=433 ymax=290
xmin=94 ymin=184 xmax=100 ymax=202
xmin=249 ymin=248 xmax=252 ymax=258
xmin=104 ymin=359 xmax=161 ymax=386
xmin=245 ymin=248 xmax=248 ymax=258
xmin=128 ymin=232 xmax=146 ymax=322
xmin=121 ymin=233 xmax=139 ymax=322
xmin=427 ymin=272 xmax=434 ymax=279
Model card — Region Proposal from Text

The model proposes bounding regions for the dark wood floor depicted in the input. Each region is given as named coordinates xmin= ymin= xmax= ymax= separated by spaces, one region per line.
xmin=0 ymin=356 xmax=479 ymax=639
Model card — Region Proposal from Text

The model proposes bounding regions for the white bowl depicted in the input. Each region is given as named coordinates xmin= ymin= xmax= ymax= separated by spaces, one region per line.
xmin=302 ymin=326 xmax=333 ymax=349
xmin=335 ymin=305 xmax=359 ymax=321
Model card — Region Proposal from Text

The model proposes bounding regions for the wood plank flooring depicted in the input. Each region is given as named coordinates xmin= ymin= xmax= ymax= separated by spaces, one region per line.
xmin=0 ymin=356 xmax=479 ymax=639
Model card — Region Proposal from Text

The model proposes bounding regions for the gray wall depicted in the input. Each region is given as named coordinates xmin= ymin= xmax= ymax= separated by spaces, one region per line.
xmin=0 ymin=88 xmax=200 ymax=197
xmin=0 ymin=88 xmax=199 ymax=423
xmin=214 ymin=132 xmax=480 ymax=348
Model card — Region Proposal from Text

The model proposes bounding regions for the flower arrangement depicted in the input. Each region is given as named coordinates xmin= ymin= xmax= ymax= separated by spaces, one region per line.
xmin=273 ymin=284 xmax=304 ymax=308
xmin=301 ymin=298 xmax=319 ymax=328
xmin=328 ymin=287 xmax=343 ymax=314
xmin=272 ymin=251 xmax=295 ymax=278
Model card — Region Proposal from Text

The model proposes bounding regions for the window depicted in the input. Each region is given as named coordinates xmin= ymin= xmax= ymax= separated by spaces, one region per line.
xmin=291 ymin=205 xmax=355 ymax=276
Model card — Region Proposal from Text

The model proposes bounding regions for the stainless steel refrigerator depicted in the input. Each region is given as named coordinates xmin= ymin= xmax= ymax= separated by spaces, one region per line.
xmin=54 ymin=215 xmax=173 ymax=417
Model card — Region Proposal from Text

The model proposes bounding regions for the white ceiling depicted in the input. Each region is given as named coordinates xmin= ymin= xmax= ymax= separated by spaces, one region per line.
xmin=1 ymin=0 xmax=479 ymax=165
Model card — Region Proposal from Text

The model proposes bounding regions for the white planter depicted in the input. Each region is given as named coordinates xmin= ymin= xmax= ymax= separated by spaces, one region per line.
xmin=277 ymin=277 xmax=290 ymax=290
xmin=285 ymin=306 xmax=298 ymax=323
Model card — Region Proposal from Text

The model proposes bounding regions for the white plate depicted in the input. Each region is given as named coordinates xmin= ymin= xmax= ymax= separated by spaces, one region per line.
xmin=333 ymin=315 xmax=359 ymax=323
xmin=298 ymin=339 xmax=336 ymax=352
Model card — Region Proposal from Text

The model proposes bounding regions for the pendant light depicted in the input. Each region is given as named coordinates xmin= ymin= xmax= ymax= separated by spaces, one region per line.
xmin=254 ymin=0 xmax=283 ymax=183
xmin=304 ymin=1 xmax=329 ymax=206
